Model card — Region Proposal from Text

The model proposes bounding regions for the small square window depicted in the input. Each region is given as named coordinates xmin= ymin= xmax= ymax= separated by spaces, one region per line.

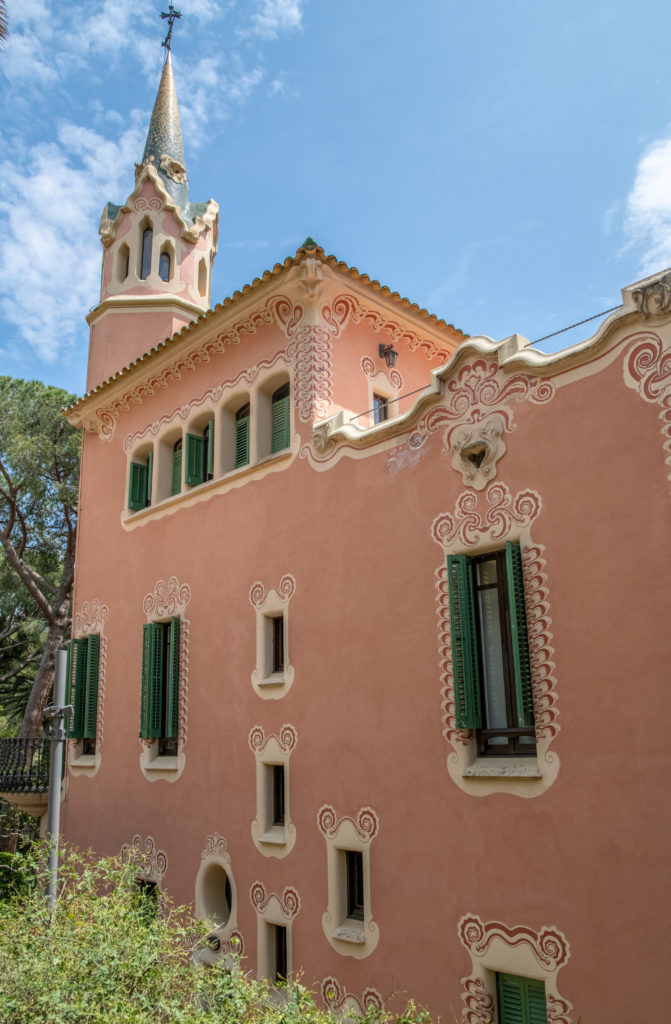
xmin=373 ymin=393 xmax=389 ymax=424
xmin=345 ymin=850 xmax=364 ymax=921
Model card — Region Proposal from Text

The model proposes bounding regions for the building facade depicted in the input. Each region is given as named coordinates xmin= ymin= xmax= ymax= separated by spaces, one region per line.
xmin=60 ymin=56 xmax=671 ymax=1024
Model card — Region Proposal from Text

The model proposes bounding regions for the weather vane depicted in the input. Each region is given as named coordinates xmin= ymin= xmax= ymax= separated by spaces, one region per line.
xmin=161 ymin=3 xmax=182 ymax=54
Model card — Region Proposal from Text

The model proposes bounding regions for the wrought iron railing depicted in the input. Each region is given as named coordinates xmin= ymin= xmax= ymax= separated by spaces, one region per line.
xmin=0 ymin=738 xmax=50 ymax=793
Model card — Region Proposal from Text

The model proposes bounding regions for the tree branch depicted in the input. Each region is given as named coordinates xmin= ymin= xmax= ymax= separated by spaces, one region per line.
xmin=0 ymin=531 xmax=54 ymax=625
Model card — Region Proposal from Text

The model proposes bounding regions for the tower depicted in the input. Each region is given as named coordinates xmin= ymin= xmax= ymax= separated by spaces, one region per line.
xmin=85 ymin=53 xmax=219 ymax=391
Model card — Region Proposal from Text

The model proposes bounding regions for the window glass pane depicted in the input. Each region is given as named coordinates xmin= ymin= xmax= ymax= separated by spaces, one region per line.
xmin=476 ymin=559 xmax=497 ymax=586
xmin=477 ymin=586 xmax=507 ymax=731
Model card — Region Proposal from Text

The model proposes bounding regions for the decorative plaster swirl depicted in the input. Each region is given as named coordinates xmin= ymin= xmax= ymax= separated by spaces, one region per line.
xmin=431 ymin=484 xmax=542 ymax=549
xmin=317 ymin=804 xmax=379 ymax=843
xmin=343 ymin=294 xmax=446 ymax=361
xmin=218 ymin=931 xmax=245 ymax=958
xmin=202 ymin=832 xmax=229 ymax=861
xmin=123 ymin=352 xmax=288 ymax=451
xmin=360 ymin=355 xmax=404 ymax=392
xmin=121 ymin=834 xmax=167 ymax=882
xmin=249 ymin=882 xmax=301 ymax=920
xmin=320 ymin=977 xmax=384 ymax=1014
xmin=631 ymin=272 xmax=671 ymax=318
xmin=248 ymin=573 xmax=295 ymax=608
xmin=73 ymin=599 xmax=109 ymax=636
xmin=623 ymin=332 xmax=671 ymax=490
xmin=458 ymin=915 xmax=573 ymax=1024
xmin=143 ymin=575 xmax=191 ymax=618
xmin=133 ymin=197 xmax=162 ymax=212
xmin=248 ymin=724 xmax=297 ymax=755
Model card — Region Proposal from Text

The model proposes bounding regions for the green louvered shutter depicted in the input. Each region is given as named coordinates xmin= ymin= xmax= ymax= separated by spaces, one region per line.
xmin=83 ymin=634 xmax=100 ymax=740
xmin=206 ymin=419 xmax=215 ymax=477
xmin=71 ymin=637 xmax=88 ymax=739
xmin=235 ymin=415 xmax=250 ymax=467
xmin=65 ymin=640 xmax=75 ymax=738
xmin=140 ymin=623 xmax=164 ymax=738
xmin=185 ymin=433 xmax=205 ymax=486
xmin=271 ymin=395 xmax=290 ymax=453
xmin=166 ymin=617 xmax=180 ymax=739
xmin=498 ymin=974 xmax=547 ymax=1024
xmin=146 ymin=450 xmax=153 ymax=504
xmin=505 ymin=541 xmax=535 ymax=728
xmin=446 ymin=555 xmax=482 ymax=729
xmin=128 ymin=462 xmax=148 ymax=510
xmin=171 ymin=446 xmax=182 ymax=495
xmin=526 ymin=980 xmax=548 ymax=1024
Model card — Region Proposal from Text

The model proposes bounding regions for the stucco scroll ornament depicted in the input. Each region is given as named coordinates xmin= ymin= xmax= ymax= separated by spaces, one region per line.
xmin=342 ymin=293 xmax=450 ymax=361
xmin=249 ymin=882 xmax=301 ymax=920
xmin=458 ymin=914 xmax=573 ymax=1024
xmin=623 ymin=332 xmax=671 ymax=491
xmin=449 ymin=413 xmax=506 ymax=490
xmin=73 ymin=599 xmax=109 ymax=637
xmin=248 ymin=573 xmax=296 ymax=608
xmin=317 ymin=804 xmax=379 ymax=843
xmin=202 ymin=832 xmax=229 ymax=861
xmin=248 ymin=724 xmax=297 ymax=755
xmin=360 ymin=354 xmax=404 ymax=392
xmin=133 ymin=197 xmax=162 ymax=212
xmin=143 ymin=576 xmax=191 ymax=618
xmin=631 ymin=271 xmax=671 ymax=318
xmin=321 ymin=977 xmax=384 ymax=1014
xmin=431 ymin=484 xmax=541 ymax=549
xmin=159 ymin=154 xmax=187 ymax=185
xmin=121 ymin=834 xmax=168 ymax=883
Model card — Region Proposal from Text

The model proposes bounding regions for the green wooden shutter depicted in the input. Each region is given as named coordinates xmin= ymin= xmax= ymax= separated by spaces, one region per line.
xmin=83 ymin=634 xmax=100 ymax=740
xmin=271 ymin=395 xmax=290 ymax=453
xmin=128 ymin=462 xmax=148 ymax=510
xmin=140 ymin=623 xmax=164 ymax=738
xmin=185 ymin=433 xmax=205 ymax=485
xmin=235 ymin=416 xmax=250 ymax=467
xmin=171 ymin=447 xmax=182 ymax=495
xmin=505 ymin=541 xmax=535 ymax=728
xmin=207 ymin=419 xmax=215 ymax=477
xmin=65 ymin=639 xmax=75 ymax=739
xmin=71 ymin=637 xmax=88 ymax=739
xmin=497 ymin=974 xmax=547 ymax=1024
xmin=146 ymin=450 xmax=153 ymax=504
xmin=446 ymin=555 xmax=482 ymax=729
xmin=166 ymin=617 xmax=180 ymax=739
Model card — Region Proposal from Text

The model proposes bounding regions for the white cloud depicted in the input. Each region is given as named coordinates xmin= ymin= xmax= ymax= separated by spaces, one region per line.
xmin=0 ymin=121 xmax=144 ymax=363
xmin=242 ymin=0 xmax=304 ymax=39
xmin=624 ymin=134 xmax=671 ymax=275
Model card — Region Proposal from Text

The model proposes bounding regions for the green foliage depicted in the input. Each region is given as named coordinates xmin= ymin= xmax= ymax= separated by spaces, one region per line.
xmin=0 ymin=846 xmax=435 ymax=1024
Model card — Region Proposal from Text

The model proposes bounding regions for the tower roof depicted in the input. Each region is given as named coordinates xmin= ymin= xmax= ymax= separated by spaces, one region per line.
xmin=141 ymin=53 xmax=189 ymax=210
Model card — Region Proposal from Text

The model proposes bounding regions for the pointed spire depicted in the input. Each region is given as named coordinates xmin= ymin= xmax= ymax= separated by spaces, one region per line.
xmin=141 ymin=53 xmax=189 ymax=210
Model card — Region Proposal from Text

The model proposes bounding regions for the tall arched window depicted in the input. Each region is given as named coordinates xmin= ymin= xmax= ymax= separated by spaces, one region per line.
xmin=140 ymin=226 xmax=153 ymax=280
xmin=159 ymin=250 xmax=171 ymax=282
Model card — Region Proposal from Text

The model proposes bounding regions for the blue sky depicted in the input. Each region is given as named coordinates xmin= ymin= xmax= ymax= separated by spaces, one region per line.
xmin=1 ymin=0 xmax=671 ymax=396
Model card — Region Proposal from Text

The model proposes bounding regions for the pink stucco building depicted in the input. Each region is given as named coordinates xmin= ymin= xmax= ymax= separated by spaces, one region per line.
xmin=58 ymin=56 xmax=671 ymax=1023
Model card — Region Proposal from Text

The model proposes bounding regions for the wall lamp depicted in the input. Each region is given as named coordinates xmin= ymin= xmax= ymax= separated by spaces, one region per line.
xmin=379 ymin=344 xmax=399 ymax=368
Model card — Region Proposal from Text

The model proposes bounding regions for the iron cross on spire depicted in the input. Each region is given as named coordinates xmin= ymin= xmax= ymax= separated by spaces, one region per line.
xmin=161 ymin=3 xmax=182 ymax=53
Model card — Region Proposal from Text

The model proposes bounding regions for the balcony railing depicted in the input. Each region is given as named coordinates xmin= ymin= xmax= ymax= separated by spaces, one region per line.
xmin=0 ymin=738 xmax=50 ymax=793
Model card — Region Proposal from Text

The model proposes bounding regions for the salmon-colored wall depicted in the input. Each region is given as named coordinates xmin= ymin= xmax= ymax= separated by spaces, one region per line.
xmin=64 ymin=295 xmax=671 ymax=1022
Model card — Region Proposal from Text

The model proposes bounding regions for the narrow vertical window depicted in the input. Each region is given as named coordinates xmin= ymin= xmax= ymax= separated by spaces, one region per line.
xmin=271 ymin=765 xmax=285 ymax=826
xmin=235 ymin=403 xmax=250 ymax=468
xmin=65 ymin=635 xmax=100 ymax=753
xmin=345 ymin=850 xmax=364 ymax=921
xmin=273 ymin=924 xmax=288 ymax=983
xmin=198 ymin=257 xmax=207 ymax=297
xmin=140 ymin=618 xmax=180 ymax=755
xmin=373 ymin=393 xmax=389 ymax=424
xmin=172 ymin=439 xmax=183 ymax=496
xmin=140 ymin=226 xmax=153 ymax=280
xmin=158 ymin=249 xmax=171 ymax=282
xmin=204 ymin=419 xmax=215 ymax=480
xmin=271 ymin=383 xmax=290 ymax=453
xmin=271 ymin=616 xmax=284 ymax=673
xmin=117 ymin=243 xmax=130 ymax=282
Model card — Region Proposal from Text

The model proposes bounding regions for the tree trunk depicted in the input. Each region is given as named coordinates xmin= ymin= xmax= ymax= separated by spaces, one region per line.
xmin=19 ymin=605 xmax=70 ymax=739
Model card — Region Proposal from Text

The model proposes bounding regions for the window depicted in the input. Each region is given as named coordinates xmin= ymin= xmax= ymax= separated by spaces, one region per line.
xmin=117 ymin=243 xmax=129 ymax=282
xmin=271 ymin=383 xmax=290 ymax=453
xmin=65 ymin=635 xmax=100 ymax=754
xmin=140 ymin=226 xmax=153 ymax=279
xmin=497 ymin=973 xmax=547 ymax=1024
xmin=270 ymin=764 xmax=285 ymax=826
xmin=185 ymin=421 xmax=214 ymax=487
xmin=158 ymin=249 xmax=171 ymax=282
xmin=171 ymin=438 xmax=183 ymax=495
xmin=140 ymin=618 xmax=180 ymax=756
xmin=447 ymin=542 xmax=535 ymax=756
xmin=271 ymin=924 xmax=288 ymax=983
xmin=128 ymin=452 xmax=153 ymax=511
xmin=373 ymin=393 xmax=389 ymax=424
xmin=135 ymin=878 xmax=159 ymax=921
xmin=345 ymin=850 xmax=364 ymax=921
xmin=271 ymin=616 xmax=284 ymax=674
xmin=235 ymin=403 xmax=250 ymax=468
xmin=198 ymin=257 xmax=207 ymax=297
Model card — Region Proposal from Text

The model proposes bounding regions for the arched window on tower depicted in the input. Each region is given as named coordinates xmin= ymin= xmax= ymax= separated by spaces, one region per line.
xmin=117 ymin=243 xmax=130 ymax=282
xmin=159 ymin=249 xmax=171 ymax=282
xmin=140 ymin=226 xmax=153 ymax=280
xmin=198 ymin=258 xmax=207 ymax=297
